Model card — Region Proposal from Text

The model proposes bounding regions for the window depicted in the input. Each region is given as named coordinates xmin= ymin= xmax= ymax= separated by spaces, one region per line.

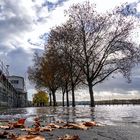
xmin=11 ymin=80 xmax=19 ymax=84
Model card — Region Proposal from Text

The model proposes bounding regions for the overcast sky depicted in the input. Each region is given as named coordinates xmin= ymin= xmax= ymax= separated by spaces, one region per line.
xmin=0 ymin=0 xmax=140 ymax=101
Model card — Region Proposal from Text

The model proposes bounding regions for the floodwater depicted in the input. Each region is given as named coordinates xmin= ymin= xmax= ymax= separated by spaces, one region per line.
xmin=0 ymin=105 xmax=140 ymax=128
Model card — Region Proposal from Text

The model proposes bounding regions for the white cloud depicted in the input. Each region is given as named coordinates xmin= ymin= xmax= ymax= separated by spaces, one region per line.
xmin=1 ymin=0 xmax=138 ymax=50
xmin=27 ymin=88 xmax=37 ymax=101
xmin=137 ymin=3 xmax=140 ymax=12
xmin=26 ymin=0 xmax=139 ymax=49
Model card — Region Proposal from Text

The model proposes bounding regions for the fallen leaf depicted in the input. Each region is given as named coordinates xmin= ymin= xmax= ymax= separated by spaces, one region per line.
xmin=34 ymin=117 xmax=39 ymax=122
xmin=58 ymin=134 xmax=80 ymax=140
xmin=21 ymin=128 xmax=31 ymax=131
xmin=21 ymin=127 xmax=40 ymax=135
xmin=7 ymin=119 xmax=26 ymax=129
xmin=56 ymin=120 xmax=65 ymax=123
xmin=0 ymin=131 xmax=9 ymax=138
xmin=83 ymin=121 xmax=96 ymax=127
xmin=63 ymin=123 xmax=87 ymax=130
xmin=13 ymin=123 xmax=25 ymax=128
xmin=8 ymin=133 xmax=17 ymax=139
xmin=40 ymin=126 xmax=53 ymax=132
xmin=34 ymin=121 xmax=41 ymax=128
xmin=28 ymin=128 xmax=40 ymax=135
xmin=96 ymin=123 xmax=105 ymax=126
xmin=47 ymin=123 xmax=61 ymax=129
xmin=13 ymin=135 xmax=45 ymax=140
xmin=18 ymin=119 xmax=26 ymax=125
xmin=0 ymin=125 xmax=12 ymax=129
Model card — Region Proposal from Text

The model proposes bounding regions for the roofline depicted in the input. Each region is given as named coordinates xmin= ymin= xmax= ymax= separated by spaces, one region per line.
xmin=8 ymin=75 xmax=24 ymax=79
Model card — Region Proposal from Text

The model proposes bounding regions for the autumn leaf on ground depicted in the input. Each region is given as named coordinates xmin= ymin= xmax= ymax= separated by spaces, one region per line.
xmin=34 ymin=117 xmax=41 ymax=129
xmin=18 ymin=119 xmax=26 ymax=125
xmin=47 ymin=123 xmax=61 ymax=129
xmin=56 ymin=120 xmax=65 ymax=124
xmin=58 ymin=134 xmax=80 ymax=140
xmin=83 ymin=121 xmax=97 ymax=127
xmin=21 ymin=127 xmax=40 ymax=134
xmin=95 ymin=122 xmax=105 ymax=126
xmin=0 ymin=131 xmax=9 ymax=139
xmin=8 ymin=133 xmax=17 ymax=139
xmin=63 ymin=123 xmax=88 ymax=130
xmin=12 ymin=123 xmax=24 ymax=128
xmin=0 ymin=125 xmax=13 ymax=130
xmin=21 ymin=128 xmax=32 ymax=131
xmin=40 ymin=126 xmax=53 ymax=132
xmin=34 ymin=117 xmax=39 ymax=121
xmin=7 ymin=118 xmax=26 ymax=129
xmin=13 ymin=134 xmax=45 ymax=140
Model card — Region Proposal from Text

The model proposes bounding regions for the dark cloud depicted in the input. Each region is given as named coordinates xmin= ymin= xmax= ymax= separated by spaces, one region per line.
xmin=95 ymin=65 xmax=140 ymax=94
xmin=1 ymin=47 xmax=42 ymax=76
xmin=42 ymin=0 xmax=68 ymax=11
xmin=117 ymin=0 xmax=140 ymax=18
xmin=6 ymin=48 xmax=32 ymax=75
xmin=0 ymin=48 xmax=32 ymax=76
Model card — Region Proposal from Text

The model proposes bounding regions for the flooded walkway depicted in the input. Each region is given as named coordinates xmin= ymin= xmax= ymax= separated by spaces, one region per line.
xmin=0 ymin=105 xmax=140 ymax=127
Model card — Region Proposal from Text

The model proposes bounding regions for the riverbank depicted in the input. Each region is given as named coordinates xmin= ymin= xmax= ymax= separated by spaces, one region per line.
xmin=1 ymin=125 xmax=140 ymax=140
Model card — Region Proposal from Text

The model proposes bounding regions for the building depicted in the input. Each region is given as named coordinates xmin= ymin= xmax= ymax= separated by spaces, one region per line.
xmin=0 ymin=70 xmax=18 ymax=107
xmin=0 ymin=60 xmax=27 ymax=108
xmin=8 ymin=76 xmax=27 ymax=107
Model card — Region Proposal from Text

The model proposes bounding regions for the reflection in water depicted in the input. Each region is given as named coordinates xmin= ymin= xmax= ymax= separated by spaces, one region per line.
xmin=90 ymin=107 xmax=95 ymax=121
xmin=0 ymin=105 xmax=140 ymax=128
xmin=72 ymin=107 xmax=76 ymax=122
xmin=26 ymin=107 xmax=37 ymax=115
xmin=0 ymin=106 xmax=95 ymax=123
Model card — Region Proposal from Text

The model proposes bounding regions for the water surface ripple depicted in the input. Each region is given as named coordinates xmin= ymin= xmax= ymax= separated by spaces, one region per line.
xmin=0 ymin=105 xmax=140 ymax=128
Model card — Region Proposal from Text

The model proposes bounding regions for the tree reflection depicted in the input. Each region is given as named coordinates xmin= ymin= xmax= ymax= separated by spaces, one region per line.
xmin=90 ymin=107 xmax=95 ymax=121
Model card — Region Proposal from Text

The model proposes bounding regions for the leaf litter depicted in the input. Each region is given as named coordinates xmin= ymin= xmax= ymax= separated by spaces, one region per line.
xmin=0 ymin=116 xmax=100 ymax=140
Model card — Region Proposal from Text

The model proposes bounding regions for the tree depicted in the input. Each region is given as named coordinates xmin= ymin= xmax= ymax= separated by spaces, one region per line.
xmin=28 ymin=50 xmax=60 ymax=106
xmin=28 ymin=52 xmax=43 ymax=89
xmin=48 ymin=24 xmax=83 ymax=107
xmin=33 ymin=91 xmax=49 ymax=106
xmin=28 ymin=2 xmax=140 ymax=107
xmin=65 ymin=2 xmax=140 ymax=107
xmin=39 ymin=47 xmax=61 ymax=106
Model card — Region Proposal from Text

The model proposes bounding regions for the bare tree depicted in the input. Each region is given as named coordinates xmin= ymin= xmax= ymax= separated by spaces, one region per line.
xmin=48 ymin=24 xmax=83 ymax=107
xmin=66 ymin=2 xmax=140 ymax=107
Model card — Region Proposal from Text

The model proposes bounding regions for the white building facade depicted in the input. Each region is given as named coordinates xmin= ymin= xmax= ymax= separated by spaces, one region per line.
xmin=8 ymin=76 xmax=27 ymax=107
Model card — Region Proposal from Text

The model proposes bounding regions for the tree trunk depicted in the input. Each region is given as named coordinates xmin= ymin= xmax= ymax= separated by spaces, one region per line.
xmin=66 ymin=88 xmax=69 ymax=107
xmin=62 ymin=91 xmax=65 ymax=106
xmin=88 ymin=82 xmax=95 ymax=107
xmin=71 ymin=85 xmax=75 ymax=107
xmin=49 ymin=93 xmax=52 ymax=106
xmin=52 ymin=90 xmax=57 ymax=106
